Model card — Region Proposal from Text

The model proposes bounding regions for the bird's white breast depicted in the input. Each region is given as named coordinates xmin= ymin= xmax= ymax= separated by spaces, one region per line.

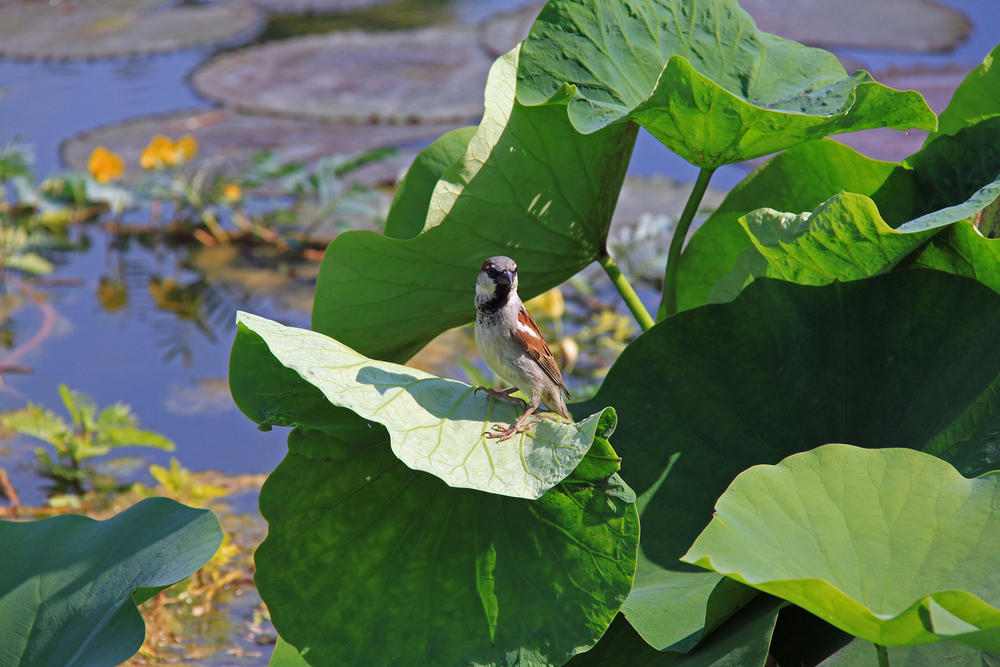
xmin=474 ymin=296 xmax=545 ymax=405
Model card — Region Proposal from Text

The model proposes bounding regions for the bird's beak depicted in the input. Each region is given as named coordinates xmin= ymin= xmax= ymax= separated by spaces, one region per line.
xmin=498 ymin=270 xmax=513 ymax=286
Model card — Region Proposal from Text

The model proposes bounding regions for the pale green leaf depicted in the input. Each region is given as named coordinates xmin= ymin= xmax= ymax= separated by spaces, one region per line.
xmin=1 ymin=405 xmax=71 ymax=450
xmin=59 ymin=384 xmax=97 ymax=433
xmin=682 ymin=444 xmax=1000 ymax=649
xmin=96 ymin=425 xmax=175 ymax=451
xmin=236 ymin=311 xmax=614 ymax=500
xmin=269 ymin=637 xmax=310 ymax=667
xmin=676 ymin=139 xmax=906 ymax=312
xmin=741 ymin=193 xmax=938 ymax=285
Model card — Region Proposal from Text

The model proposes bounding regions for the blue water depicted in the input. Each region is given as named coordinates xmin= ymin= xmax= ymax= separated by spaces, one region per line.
xmin=1 ymin=0 xmax=998 ymax=505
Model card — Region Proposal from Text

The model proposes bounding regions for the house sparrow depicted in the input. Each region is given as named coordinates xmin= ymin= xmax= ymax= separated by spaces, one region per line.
xmin=474 ymin=256 xmax=572 ymax=441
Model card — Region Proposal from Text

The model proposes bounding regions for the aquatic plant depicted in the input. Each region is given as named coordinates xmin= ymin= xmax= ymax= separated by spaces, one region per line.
xmin=0 ymin=497 xmax=222 ymax=667
xmin=228 ymin=0 xmax=1000 ymax=664
xmin=1 ymin=131 xmax=394 ymax=254
xmin=2 ymin=384 xmax=175 ymax=498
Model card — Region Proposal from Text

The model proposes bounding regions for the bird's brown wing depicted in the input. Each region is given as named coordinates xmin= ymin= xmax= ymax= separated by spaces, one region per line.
xmin=513 ymin=304 xmax=572 ymax=399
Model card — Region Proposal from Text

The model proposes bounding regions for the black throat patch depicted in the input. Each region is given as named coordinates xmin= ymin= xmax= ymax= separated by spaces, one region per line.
xmin=478 ymin=283 xmax=511 ymax=315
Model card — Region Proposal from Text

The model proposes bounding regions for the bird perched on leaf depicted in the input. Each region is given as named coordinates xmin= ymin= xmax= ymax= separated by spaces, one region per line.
xmin=474 ymin=256 xmax=572 ymax=440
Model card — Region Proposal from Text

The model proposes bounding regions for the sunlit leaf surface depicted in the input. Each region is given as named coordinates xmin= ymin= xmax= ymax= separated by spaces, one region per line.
xmin=683 ymin=445 xmax=1000 ymax=650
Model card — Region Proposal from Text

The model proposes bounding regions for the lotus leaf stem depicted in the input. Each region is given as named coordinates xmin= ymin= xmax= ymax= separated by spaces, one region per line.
xmin=658 ymin=166 xmax=716 ymax=320
xmin=598 ymin=252 xmax=655 ymax=332
xmin=876 ymin=644 xmax=891 ymax=667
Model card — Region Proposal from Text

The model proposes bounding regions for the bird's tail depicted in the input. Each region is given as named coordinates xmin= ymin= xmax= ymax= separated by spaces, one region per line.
xmin=546 ymin=391 xmax=573 ymax=421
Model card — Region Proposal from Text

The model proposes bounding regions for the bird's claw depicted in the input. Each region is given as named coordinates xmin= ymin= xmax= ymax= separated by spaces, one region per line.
xmin=485 ymin=419 xmax=539 ymax=442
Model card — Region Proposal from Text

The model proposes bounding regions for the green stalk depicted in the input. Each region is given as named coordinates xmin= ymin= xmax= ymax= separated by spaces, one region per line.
xmin=598 ymin=252 xmax=655 ymax=332
xmin=875 ymin=644 xmax=891 ymax=667
xmin=657 ymin=166 xmax=716 ymax=320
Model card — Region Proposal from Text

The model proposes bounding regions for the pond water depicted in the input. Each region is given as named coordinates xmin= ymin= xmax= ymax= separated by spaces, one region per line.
xmin=0 ymin=0 xmax=998 ymax=510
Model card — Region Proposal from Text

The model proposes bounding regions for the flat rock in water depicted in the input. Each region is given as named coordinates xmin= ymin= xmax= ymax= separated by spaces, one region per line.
xmin=230 ymin=0 xmax=396 ymax=13
xmin=477 ymin=2 xmax=545 ymax=59
xmin=0 ymin=0 xmax=261 ymax=59
xmin=479 ymin=0 xmax=969 ymax=59
xmin=192 ymin=27 xmax=492 ymax=124
xmin=833 ymin=64 xmax=975 ymax=163
xmin=61 ymin=108 xmax=462 ymax=187
xmin=740 ymin=0 xmax=970 ymax=53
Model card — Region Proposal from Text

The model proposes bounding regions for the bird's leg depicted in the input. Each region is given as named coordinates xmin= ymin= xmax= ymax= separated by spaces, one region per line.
xmin=475 ymin=385 xmax=528 ymax=409
xmin=487 ymin=405 xmax=539 ymax=442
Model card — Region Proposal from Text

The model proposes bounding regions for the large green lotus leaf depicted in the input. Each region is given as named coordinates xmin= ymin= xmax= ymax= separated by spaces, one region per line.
xmin=254 ymin=416 xmax=639 ymax=667
xmin=682 ymin=444 xmax=1000 ymax=649
xmin=905 ymin=223 xmax=1000 ymax=477
xmin=822 ymin=638 xmax=1000 ymax=666
xmin=928 ymin=43 xmax=1000 ymax=144
xmin=516 ymin=0 xmax=935 ymax=167
xmin=570 ymin=271 xmax=1000 ymax=651
xmin=740 ymin=192 xmax=937 ymax=285
xmin=675 ymin=139 xmax=908 ymax=312
xmin=769 ymin=604 xmax=1000 ymax=666
xmin=565 ymin=595 xmax=785 ymax=667
xmin=734 ymin=117 xmax=1000 ymax=292
xmin=235 ymin=311 xmax=613 ymax=500
xmin=383 ymin=126 xmax=476 ymax=240
xmin=0 ymin=497 xmax=222 ymax=667
xmin=903 ymin=118 xmax=1000 ymax=230
xmin=683 ymin=87 xmax=1000 ymax=312
xmin=312 ymin=47 xmax=636 ymax=363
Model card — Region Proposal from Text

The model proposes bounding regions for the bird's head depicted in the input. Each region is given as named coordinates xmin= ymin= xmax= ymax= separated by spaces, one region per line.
xmin=476 ymin=256 xmax=518 ymax=305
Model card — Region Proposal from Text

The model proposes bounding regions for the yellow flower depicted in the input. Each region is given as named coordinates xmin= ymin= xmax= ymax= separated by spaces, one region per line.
xmin=525 ymin=287 xmax=565 ymax=320
xmin=87 ymin=145 xmax=124 ymax=183
xmin=220 ymin=183 xmax=242 ymax=202
xmin=140 ymin=135 xmax=175 ymax=170
xmin=174 ymin=134 xmax=198 ymax=165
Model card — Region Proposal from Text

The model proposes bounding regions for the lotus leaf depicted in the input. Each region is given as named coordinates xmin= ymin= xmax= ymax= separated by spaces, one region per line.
xmin=738 ymin=117 xmax=1000 ymax=290
xmin=383 ymin=126 xmax=477 ymax=240
xmin=192 ymin=28 xmax=492 ymax=124
xmin=682 ymin=445 xmax=1000 ymax=649
xmin=311 ymin=47 xmax=636 ymax=362
xmin=565 ymin=595 xmax=785 ymax=667
xmin=516 ymin=0 xmax=936 ymax=167
xmin=822 ymin=637 xmax=1000 ymax=666
xmin=0 ymin=497 xmax=222 ymax=667
xmin=252 ymin=416 xmax=638 ymax=667
xmin=234 ymin=311 xmax=614 ymax=500
xmin=929 ymin=43 xmax=1000 ymax=143
xmin=0 ymin=0 xmax=259 ymax=60
xmin=571 ymin=271 xmax=1000 ymax=651
xmin=740 ymin=193 xmax=938 ymax=285
xmin=678 ymin=45 xmax=1000 ymax=312
xmin=675 ymin=139 xmax=906 ymax=312
xmin=902 ymin=118 xmax=1000 ymax=228
xmin=269 ymin=637 xmax=310 ymax=667
xmin=738 ymin=0 xmax=970 ymax=53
